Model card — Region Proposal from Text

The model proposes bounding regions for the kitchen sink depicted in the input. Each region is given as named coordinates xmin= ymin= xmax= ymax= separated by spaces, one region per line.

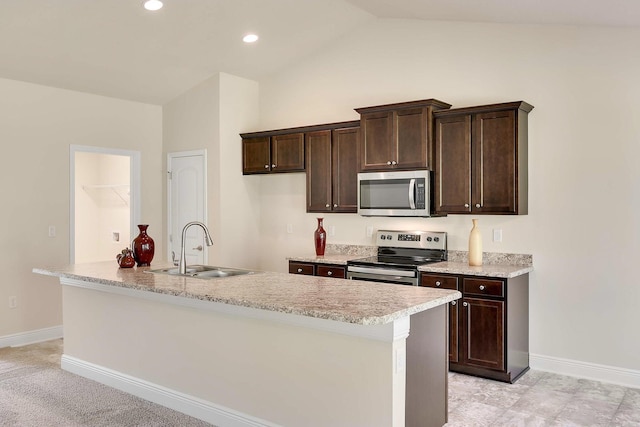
xmin=146 ymin=265 xmax=254 ymax=279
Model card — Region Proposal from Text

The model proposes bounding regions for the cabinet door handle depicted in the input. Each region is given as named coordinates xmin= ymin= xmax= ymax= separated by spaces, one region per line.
xmin=435 ymin=281 xmax=441 ymax=287
xmin=464 ymin=203 xmax=470 ymax=208
xmin=297 ymin=268 xmax=303 ymax=273
xmin=463 ymin=301 xmax=468 ymax=307
xmin=333 ymin=204 xmax=338 ymax=208
xmin=391 ymin=160 xmax=397 ymax=165
xmin=327 ymin=271 xmax=333 ymax=276
xmin=264 ymin=164 xmax=269 ymax=169
xmin=387 ymin=161 xmax=392 ymax=165
xmin=272 ymin=164 xmax=277 ymax=168
xmin=479 ymin=285 xmax=485 ymax=291
xmin=476 ymin=203 xmax=481 ymax=208
xmin=451 ymin=300 xmax=457 ymax=306
xmin=325 ymin=203 xmax=330 ymax=208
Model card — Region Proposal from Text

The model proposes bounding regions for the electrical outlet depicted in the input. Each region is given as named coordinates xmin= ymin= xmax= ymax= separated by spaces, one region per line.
xmin=366 ymin=226 xmax=374 ymax=237
xmin=9 ymin=296 xmax=17 ymax=309
xmin=493 ymin=229 xmax=503 ymax=242
xmin=112 ymin=231 xmax=120 ymax=242
xmin=329 ymin=225 xmax=335 ymax=236
xmin=286 ymin=224 xmax=293 ymax=234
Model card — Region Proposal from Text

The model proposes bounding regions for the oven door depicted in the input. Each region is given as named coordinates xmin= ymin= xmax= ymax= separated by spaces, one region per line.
xmin=347 ymin=266 xmax=418 ymax=286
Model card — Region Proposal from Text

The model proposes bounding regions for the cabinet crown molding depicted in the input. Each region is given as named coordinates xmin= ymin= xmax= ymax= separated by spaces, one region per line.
xmin=355 ymin=98 xmax=452 ymax=114
xmin=434 ymin=101 xmax=534 ymax=117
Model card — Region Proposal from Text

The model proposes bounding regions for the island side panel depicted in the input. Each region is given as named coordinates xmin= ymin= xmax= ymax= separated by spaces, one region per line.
xmin=61 ymin=284 xmax=405 ymax=427
xmin=406 ymin=304 xmax=448 ymax=427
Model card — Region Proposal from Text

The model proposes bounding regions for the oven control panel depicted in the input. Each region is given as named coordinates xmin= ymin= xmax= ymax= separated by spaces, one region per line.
xmin=376 ymin=230 xmax=447 ymax=250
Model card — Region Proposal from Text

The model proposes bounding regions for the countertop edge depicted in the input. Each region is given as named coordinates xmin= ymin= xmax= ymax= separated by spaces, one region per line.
xmin=34 ymin=264 xmax=460 ymax=326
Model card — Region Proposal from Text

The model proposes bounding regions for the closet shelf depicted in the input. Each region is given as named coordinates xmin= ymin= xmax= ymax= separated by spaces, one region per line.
xmin=82 ymin=184 xmax=130 ymax=206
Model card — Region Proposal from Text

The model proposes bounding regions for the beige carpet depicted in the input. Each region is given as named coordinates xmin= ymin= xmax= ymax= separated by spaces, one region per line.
xmin=0 ymin=339 xmax=212 ymax=426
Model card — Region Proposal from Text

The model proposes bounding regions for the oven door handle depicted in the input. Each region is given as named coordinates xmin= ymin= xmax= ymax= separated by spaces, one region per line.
xmin=408 ymin=178 xmax=416 ymax=209
xmin=347 ymin=266 xmax=416 ymax=277
xmin=347 ymin=271 xmax=418 ymax=286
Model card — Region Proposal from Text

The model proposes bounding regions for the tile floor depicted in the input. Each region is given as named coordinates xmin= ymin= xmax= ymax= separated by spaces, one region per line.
xmin=447 ymin=370 xmax=640 ymax=426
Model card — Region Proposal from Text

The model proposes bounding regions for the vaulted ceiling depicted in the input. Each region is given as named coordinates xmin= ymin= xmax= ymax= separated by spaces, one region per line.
xmin=1 ymin=0 xmax=638 ymax=104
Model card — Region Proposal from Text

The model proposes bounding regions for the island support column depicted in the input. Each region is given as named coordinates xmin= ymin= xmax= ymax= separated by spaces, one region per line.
xmin=406 ymin=304 xmax=448 ymax=427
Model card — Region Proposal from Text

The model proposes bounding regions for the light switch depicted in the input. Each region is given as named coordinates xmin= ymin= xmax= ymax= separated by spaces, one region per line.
xmin=493 ymin=229 xmax=502 ymax=242
xmin=286 ymin=224 xmax=293 ymax=234
xmin=48 ymin=226 xmax=56 ymax=238
xmin=366 ymin=226 xmax=374 ymax=237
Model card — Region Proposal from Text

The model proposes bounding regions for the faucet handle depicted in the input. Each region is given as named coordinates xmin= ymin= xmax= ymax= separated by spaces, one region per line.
xmin=172 ymin=251 xmax=179 ymax=266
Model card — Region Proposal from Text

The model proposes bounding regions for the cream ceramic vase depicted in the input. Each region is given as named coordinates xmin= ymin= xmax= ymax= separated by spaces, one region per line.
xmin=468 ymin=218 xmax=483 ymax=266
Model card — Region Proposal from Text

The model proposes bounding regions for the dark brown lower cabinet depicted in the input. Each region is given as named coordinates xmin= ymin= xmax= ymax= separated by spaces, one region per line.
xmin=288 ymin=261 xmax=345 ymax=279
xmin=420 ymin=272 xmax=529 ymax=383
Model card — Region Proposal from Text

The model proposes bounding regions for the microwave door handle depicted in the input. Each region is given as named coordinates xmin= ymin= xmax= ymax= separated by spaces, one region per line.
xmin=408 ymin=178 xmax=416 ymax=209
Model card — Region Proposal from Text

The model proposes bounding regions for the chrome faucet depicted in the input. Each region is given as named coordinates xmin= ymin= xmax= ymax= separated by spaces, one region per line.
xmin=178 ymin=221 xmax=214 ymax=274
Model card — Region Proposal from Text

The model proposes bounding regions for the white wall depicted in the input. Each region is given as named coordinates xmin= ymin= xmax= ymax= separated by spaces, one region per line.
xmin=163 ymin=73 xmax=261 ymax=270
xmin=0 ymin=77 xmax=162 ymax=339
xmin=253 ymin=20 xmax=640 ymax=375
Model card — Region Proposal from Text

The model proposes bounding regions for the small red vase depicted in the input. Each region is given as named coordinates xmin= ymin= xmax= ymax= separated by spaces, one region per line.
xmin=314 ymin=218 xmax=326 ymax=256
xmin=132 ymin=224 xmax=155 ymax=266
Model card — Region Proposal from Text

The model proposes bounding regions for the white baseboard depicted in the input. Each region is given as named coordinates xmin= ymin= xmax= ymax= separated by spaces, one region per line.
xmin=530 ymin=353 xmax=640 ymax=389
xmin=61 ymin=355 xmax=279 ymax=427
xmin=0 ymin=325 xmax=63 ymax=348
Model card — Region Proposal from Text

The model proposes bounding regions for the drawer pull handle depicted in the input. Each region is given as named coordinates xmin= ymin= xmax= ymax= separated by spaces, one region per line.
xmin=327 ymin=271 xmax=333 ymax=276
xmin=297 ymin=268 xmax=303 ymax=273
xmin=451 ymin=301 xmax=457 ymax=306
xmin=435 ymin=281 xmax=441 ymax=287
xmin=479 ymin=285 xmax=485 ymax=291
xmin=463 ymin=302 xmax=468 ymax=307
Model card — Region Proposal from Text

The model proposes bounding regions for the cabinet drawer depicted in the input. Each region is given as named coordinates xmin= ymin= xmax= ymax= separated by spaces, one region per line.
xmin=289 ymin=262 xmax=315 ymax=276
xmin=420 ymin=274 xmax=459 ymax=290
xmin=463 ymin=278 xmax=504 ymax=297
xmin=316 ymin=265 xmax=346 ymax=279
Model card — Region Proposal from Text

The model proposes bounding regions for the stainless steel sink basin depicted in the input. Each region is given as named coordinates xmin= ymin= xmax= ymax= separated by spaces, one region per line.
xmin=146 ymin=265 xmax=254 ymax=279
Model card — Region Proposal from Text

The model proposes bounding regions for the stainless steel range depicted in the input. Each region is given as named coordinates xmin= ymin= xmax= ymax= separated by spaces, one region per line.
xmin=347 ymin=230 xmax=447 ymax=286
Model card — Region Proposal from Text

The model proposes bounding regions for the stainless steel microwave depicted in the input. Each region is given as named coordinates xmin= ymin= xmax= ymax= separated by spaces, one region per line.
xmin=357 ymin=170 xmax=431 ymax=217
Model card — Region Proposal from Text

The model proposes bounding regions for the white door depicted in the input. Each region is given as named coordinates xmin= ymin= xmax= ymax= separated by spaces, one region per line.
xmin=167 ymin=150 xmax=207 ymax=266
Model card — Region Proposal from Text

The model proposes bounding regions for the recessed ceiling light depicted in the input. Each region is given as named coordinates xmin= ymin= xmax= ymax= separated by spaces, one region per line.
xmin=243 ymin=34 xmax=259 ymax=43
xmin=144 ymin=0 xmax=163 ymax=11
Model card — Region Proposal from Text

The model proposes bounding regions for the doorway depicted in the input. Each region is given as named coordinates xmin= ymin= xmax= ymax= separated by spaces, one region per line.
xmin=167 ymin=150 xmax=207 ymax=266
xmin=70 ymin=145 xmax=141 ymax=264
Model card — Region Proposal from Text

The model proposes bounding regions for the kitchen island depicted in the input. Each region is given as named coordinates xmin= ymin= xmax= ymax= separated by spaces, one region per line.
xmin=34 ymin=262 xmax=460 ymax=427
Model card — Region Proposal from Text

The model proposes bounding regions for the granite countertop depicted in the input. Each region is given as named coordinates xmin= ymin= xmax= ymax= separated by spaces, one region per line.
xmin=287 ymin=253 xmax=364 ymax=265
xmin=289 ymin=247 xmax=533 ymax=278
xmin=418 ymin=262 xmax=533 ymax=278
xmin=34 ymin=262 xmax=460 ymax=326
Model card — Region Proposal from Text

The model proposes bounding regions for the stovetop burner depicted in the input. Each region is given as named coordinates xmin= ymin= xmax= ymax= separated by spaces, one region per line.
xmin=347 ymin=230 xmax=448 ymax=270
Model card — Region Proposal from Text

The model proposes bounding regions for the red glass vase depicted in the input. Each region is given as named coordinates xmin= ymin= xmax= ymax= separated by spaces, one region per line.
xmin=314 ymin=218 xmax=326 ymax=256
xmin=132 ymin=224 xmax=155 ymax=266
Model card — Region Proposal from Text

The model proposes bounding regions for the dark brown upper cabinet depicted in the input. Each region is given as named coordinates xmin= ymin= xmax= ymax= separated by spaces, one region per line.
xmin=434 ymin=101 xmax=533 ymax=215
xmin=306 ymin=125 xmax=360 ymax=213
xmin=355 ymin=99 xmax=451 ymax=171
xmin=242 ymin=133 xmax=305 ymax=174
